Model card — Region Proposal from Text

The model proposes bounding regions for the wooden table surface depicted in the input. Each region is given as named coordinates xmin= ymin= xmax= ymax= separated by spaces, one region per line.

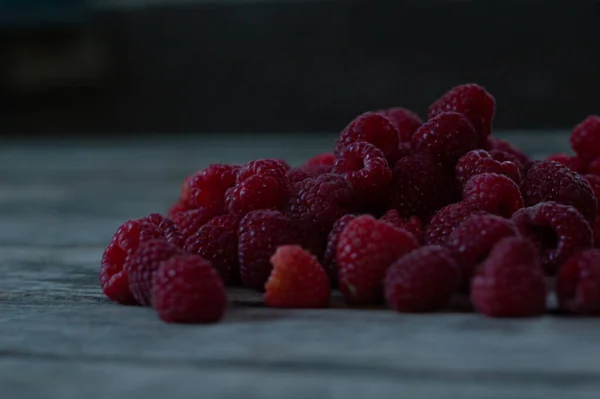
xmin=1 ymin=132 xmax=599 ymax=399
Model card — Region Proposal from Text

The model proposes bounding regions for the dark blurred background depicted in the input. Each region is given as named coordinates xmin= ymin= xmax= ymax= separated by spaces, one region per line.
xmin=1 ymin=0 xmax=599 ymax=135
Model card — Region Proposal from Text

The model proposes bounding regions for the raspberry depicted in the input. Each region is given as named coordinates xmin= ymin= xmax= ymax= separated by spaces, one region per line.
xmin=424 ymin=201 xmax=484 ymax=245
xmin=512 ymin=202 xmax=593 ymax=275
xmin=100 ymin=215 xmax=182 ymax=305
xmin=384 ymin=245 xmax=459 ymax=312
xmin=521 ymin=160 xmax=597 ymax=223
xmin=411 ymin=111 xmax=479 ymax=167
xmin=285 ymin=173 xmax=354 ymax=233
xmin=377 ymin=106 xmax=423 ymax=142
xmin=428 ymin=83 xmax=495 ymax=145
xmin=546 ymin=153 xmax=586 ymax=174
xmin=583 ymin=174 xmax=600 ymax=212
xmin=125 ymin=239 xmax=184 ymax=306
xmin=206 ymin=214 xmax=240 ymax=231
xmin=337 ymin=215 xmax=419 ymax=305
xmin=287 ymin=164 xmax=332 ymax=185
xmin=264 ymin=245 xmax=331 ymax=308
xmin=488 ymin=149 xmax=524 ymax=168
xmin=167 ymin=199 xmax=191 ymax=218
xmin=332 ymin=141 xmax=392 ymax=210
xmin=237 ymin=210 xmax=294 ymax=290
xmin=570 ymin=115 xmax=600 ymax=163
xmin=462 ymin=173 xmax=524 ymax=218
xmin=187 ymin=164 xmax=239 ymax=213
xmin=152 ymin=254 xmax=227 ymax=323
xmin=179 ymin=174 xmax=194 ymax=204
xmin=556 ymin=249 xmax=600 ymax=315
xmin=184 ymin=224 xmax=238 ymax=285
xmin=446 ymin=214 xmax=517 ymax=291
xmin=171 ymin=208 xmax=220 ymax=242
xmin=488 ymin=137 xmax=530 ymax=166
xmin=471 ymin=237 xmax=547 ymax=317
xmin=334 ymin=112 xmax=399 ymax=160
xmin=304 ymin=152 xmax=336 ymax=168
xmin=388 ymin=142 xmax=413 ymax=167
xmin=322 ymin=214 xmax=356 ymax=285
xmin=380 ymin=210 xmax=424 ymax=243
xmin=388 ymin=153 xmax=457 ymax=219
xmin=588 ymin=157 xmax=600 ymax=175
xmin=456 ymin=149 xmax=521 ymax=187
xmin=225 ymin=159 xmax=290 ymax=217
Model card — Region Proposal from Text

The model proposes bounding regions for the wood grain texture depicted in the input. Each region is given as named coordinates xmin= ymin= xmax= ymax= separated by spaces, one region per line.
xmin=1 ymin=132 xmax=598 ymax=398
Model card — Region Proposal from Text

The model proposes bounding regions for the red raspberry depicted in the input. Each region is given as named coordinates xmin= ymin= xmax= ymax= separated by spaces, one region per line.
xmin=570 ymin=115 xmax=600 ymax=163
xmin=171 ymin=207 xmax=220 ymax=242
xmin=322 ymin=214 xmax=356 ymax=285
xmin=380 ymin=210 xmax=424 ymax=243
xmin=225 ymin=159 xmax=290 ymax=217
xmin=471 ymin=236 xmax=547 ymax=317
xmin=556 ymin=249 xmax=600 ymax=315
xmin=411 ymin=111 xmax=479 ymax=167
xmin=152 ymin=254 xmax=227 ymax=323
xmin=206 ymin=214 xmax=240 ymax=231
xmin=446 ymin=214 xmax=516 ymax=291
xmin=125 ymin=239 xmax=184 ymax=306
xmin=424 ymin=201 xmax=484 ymax=245
xmin=337 ymin=215 xmax=418 ymax=305
xmin=388 ymin=153 xmax=457 ymax=219
xmin=334 ymin=112 xmax=399 ymax=160
xmin=100 ymin=215 xmax=182 ymax=304
xmin=377 ymin=106 xmax=423 ymax=142
xmin=388 ymin=142 xmax=413 ymax=167
xmin=167 ymin=199 xmax=191 ymax=218
xmin=304 ymin=152 xmax=336 ymax=168
xmin=384 ymin=245 xmax=459 ymax=312
xmin=332 ymin=141 xmax=392 ymax=210
xmin=264 ymin=245 xmax=331 ymax=308
xmin=428 ymin=83 xmax=496 ymax=146
xmin=237 ymin=210 xmax=293 ymax=290
xmin=521 ymin=160 xmax=597 ymax=223
xmin=285 ymin=173 xmax=354 ymax=233
xmin=289 ymin=220 xmax=328 ymax=260
xmin=179 ymin=174 xmax=194 ymax=204
xmin=583 ymin=174 xmax=600 ymax=212
xmin=456 ymin=149 xmax=521 ymax=187
xmin=488 ymin=149 xmax=524 ymax=168
xmin=187 ymin=164 xmax=239 ymax=213
xmin=488 ymin=137 xmax=530 ymax=166
xmin=588 ymin=157 xmax=600 ymax=175
xmin=462 ymin=173 xmax=524 ymax=218
xmin=546 ymin=153 xmax=586 ymax=174
xmin=184 ymin=224 xmax=238 ymax=285
xmin=512 ymin=202 xmax=593 ymax=275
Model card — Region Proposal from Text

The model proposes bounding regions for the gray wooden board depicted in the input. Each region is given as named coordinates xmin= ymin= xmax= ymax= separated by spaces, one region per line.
xmin=1 ymin=131 xmax=599 ymax=399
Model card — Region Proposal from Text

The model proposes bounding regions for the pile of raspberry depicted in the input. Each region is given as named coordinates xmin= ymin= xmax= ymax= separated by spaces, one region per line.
xmin=100 ymin=83 xmax=600 ymax=323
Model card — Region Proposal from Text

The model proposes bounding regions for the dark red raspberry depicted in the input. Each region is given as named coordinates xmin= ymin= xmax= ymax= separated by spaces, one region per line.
xmin=446 ymin=214 xmax=517 ymax=291
xmin=456 ymin=149 xmax=521 ymax=187
xmin=225 ymin=159 xmax=290 ymax=217
xmin=424 ymin=201 xmax=484 ymax=245
xmin=583 ymin=174 xmax=600 ymax=212
xmin=556 ymin=249 xmax=600 ymax=315
xmin=289 ymin=219 xmax=328 ymax=260
xmin=322 ymin=214 xmax=357 ymax=285
xmin=377 ymin=106 xmax=423 ymax=142
xmin=125 ymin=239 xmax=184 ymax=306
xmin=237 ymin=210 xmax=293 ymax=290
xmin=152 ymin=254 xmax=227 ymax=323
xmin=304 ymin=152 xmax=336 ymax=168
xmin=206 ymin=214 xmax=240 ymax=231
xmin=521 ymin=160 xmax=597 ymax=223
xmin=388 ymin=142 xmax=413 ymax=167
xmin=287 ymin=164 xmax=332 ymax=185
xmin=285 ymin=173 xmax=354 ymax=233
xmin=184 ymin=224 xmax=238 ymax=285
xmin=488 ymin=137 xmax=530 ymax=166
xmin=337 ymin=215 xmax=419 ymax=305
xmin=385 ymin=245 xmax=459 ymax=312
xmin=334 ymin=112 xmax=399 ymax=160
xmin=167 ymin=199 xmax=191 ymax=218
xmin=101 ymin=240 xmax=135 ymax=305
xmin=588 ymin=157 xmax=600 ymax=175
xmin=179 ymin=174 xmax=194 ymax=204
xmin=488 ymin=149 xmax=524 ymax=168
xmin=172 ymin=207 xmax=220 ymax=242
xmin=546 ymin=153 xmax=586 ymax=174
xmin=512 ymin=202 xmax=593 ymax=275
xmin=570 ymin=115 xmax=600 ymax=163
xmin=411 ymin=111 xmax=479 ymax=167
xmin=141 ymin=213 xmax=184 ymax=248
xmin=332 ymin=141 xmax=392 ymax=210
xmin=388 ymin=153 xmax=457 ymax=219
xmin=428 ymin=83 xmax=496 ymax=146
xmin=471 ymin=236 xmax=547 ymax=317
xmin=265 ymin=245 xmax=331 ymax=308
xmin=380 ymin=210 xmax=424 ymax=243
xmin=462 ymin=173 xmax=523 ymax=218
xmin=187 ymin=164 xmax=239 ymax=213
